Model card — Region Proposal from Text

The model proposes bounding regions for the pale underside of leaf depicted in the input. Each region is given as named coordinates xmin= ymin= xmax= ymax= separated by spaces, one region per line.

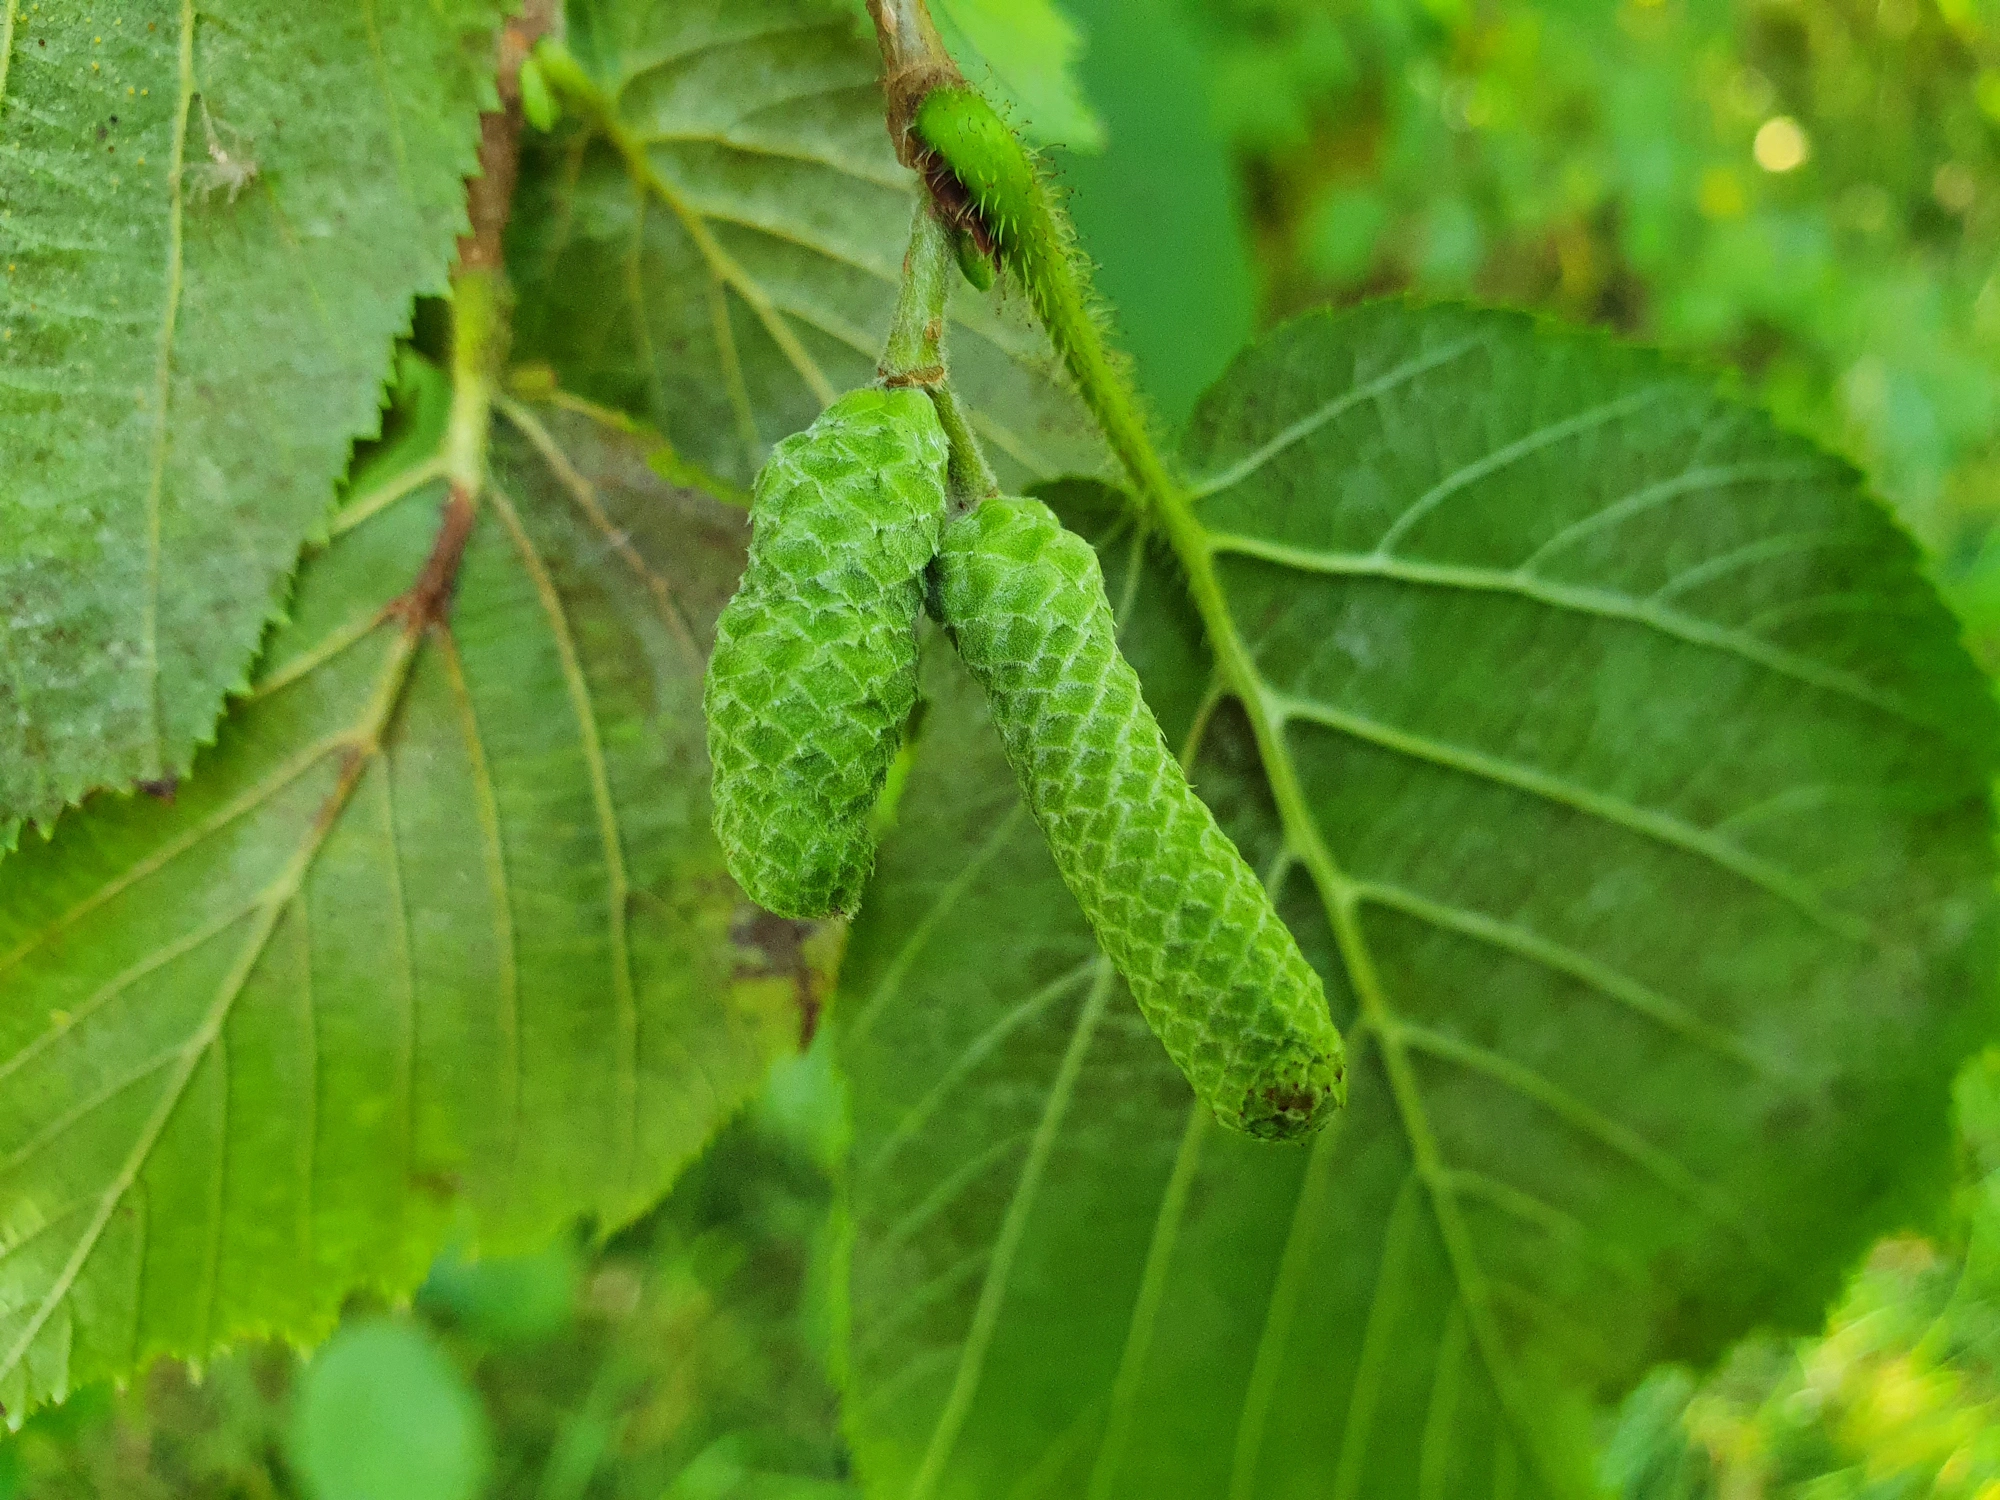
xmin=837 ymin=305 xmax=1999 ymax=1500
xmin=0 ymin=0 xmax=504 ymax=830
xmin=508 ymin=0 xmax=1106 ymax=495
xmin=0 ymin=394 xmax=795 ymax=1417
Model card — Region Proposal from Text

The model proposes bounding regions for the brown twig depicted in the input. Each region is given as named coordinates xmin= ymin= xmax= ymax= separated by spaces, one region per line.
xmin=867 ymin=0 xmax=963 ymax=168
xmin=392 ymin=487 xmax=480 ymax=632
xmin=865 ymin=0 xmax=993 ymax=270
xmin=414 ymin=2 xmax=554 ymax=628
xmin=455 ymin=0 xmax=558 ymax=272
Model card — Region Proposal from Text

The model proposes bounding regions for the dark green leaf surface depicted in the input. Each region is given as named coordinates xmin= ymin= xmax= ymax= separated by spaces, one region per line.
xmin=0 ymin=383 xmax=794 ymax=1418
xmin=0 ymin=0 xmax=501 ymax=833
xmin=508 ymin=0 xmax=1105 ymax=495
xmin=837 ymin=304 xmax=2000 ymax=1498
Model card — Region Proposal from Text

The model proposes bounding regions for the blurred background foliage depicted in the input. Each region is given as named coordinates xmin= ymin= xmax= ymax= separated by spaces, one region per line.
xmin=19 ymin=0 xmax=2000 ymax=1493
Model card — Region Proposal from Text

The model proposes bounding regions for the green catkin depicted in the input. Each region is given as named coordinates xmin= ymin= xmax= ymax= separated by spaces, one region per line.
xmin=705 ymin=388 xmax=949 ymax=919
xmin=933 ymin=498 xmax=1346 ymax=1140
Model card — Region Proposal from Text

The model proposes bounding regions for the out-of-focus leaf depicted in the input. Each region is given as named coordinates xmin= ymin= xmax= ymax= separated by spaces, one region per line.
xmin=838 ymin=303 xmax=1999 ymax=1498
xmin=0 ymin=0 xmax=502 ymax=833
xmin=0 ymin=374 xmax=795 ymax=1417
xmin=290 ymin=1318 xmax=488 ymax=1500
xmin=419 ymin=1237 xmax=581 ymax=1347
xmin=1053 ymin=0 xmax=1255 ymax=424
xmin=509 ymin=0 xmax=1105 ymax=494
xmin=932 ymin=0 xmax=1104 ymax=151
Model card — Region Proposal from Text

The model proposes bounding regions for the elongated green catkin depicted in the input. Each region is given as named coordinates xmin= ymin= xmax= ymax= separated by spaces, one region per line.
xmin=933 ymin=498 xmax=1346 ymax=1140
xmin=705 ymin=388 xmax=949 ymax=918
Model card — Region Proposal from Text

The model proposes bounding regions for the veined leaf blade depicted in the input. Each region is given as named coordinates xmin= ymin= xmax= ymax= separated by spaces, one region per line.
xmin=837 ymin=304 xmax=2000 ymax=1499
xmin=507 ymin=0 xmax=1105 ymax=494
xmin=0 ymin=0 xmax=504 ymax=830
xmin=0 ymin=389 xmax=796 ymax=1417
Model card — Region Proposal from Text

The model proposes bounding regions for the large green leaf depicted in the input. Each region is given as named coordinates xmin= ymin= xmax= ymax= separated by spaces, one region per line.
xmin=0 ymin=370 xmax=795 ymax=1418
xmin=507 ymin=0 xmax=1104 ymax=496
xmin=837 ymin=303 xmax=2000 ymax=1498
xmin=0 ymin=0 xmax=501 ymax=834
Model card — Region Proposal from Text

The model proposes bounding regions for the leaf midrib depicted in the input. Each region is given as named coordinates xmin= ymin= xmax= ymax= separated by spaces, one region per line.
xmin=140 ymin=0 xmax=198 ymax=782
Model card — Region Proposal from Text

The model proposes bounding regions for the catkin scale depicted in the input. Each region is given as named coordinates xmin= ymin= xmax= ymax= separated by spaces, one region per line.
xmin=705 ymin=388 xmax=949 ymax=919
xmin=933 ymin=498 xmax=1346 ymax=1140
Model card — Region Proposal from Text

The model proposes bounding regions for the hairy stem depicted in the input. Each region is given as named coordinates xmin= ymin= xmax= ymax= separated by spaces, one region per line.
xmin=879 ymin=204 xmax=1000 ymax=506
xmin=878 ymin=201 xmax=952 ymax=383
xmin=929 ymin=383 xmax=999 ymax=508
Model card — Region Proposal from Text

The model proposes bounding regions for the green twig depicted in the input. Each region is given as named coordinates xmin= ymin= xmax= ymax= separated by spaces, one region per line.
xmin=878 ymin=201 xmax=1000 ymax=507
xmin=444 ymin=266 xmax=509 ymax=496
xmin=929 ymin=383 xmax=999 ymax=508
xmin=879 ymin=201 xmax=952 ymax=383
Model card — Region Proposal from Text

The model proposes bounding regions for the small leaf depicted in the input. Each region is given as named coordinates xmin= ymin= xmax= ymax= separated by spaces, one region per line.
xmin=508 ymin=0 xmax=1105 ymax=494
xmin=0 ymin=381 xmax=795 ymax=1416
xmin=837 ymin=304 xmax=2000 ymax=1498
xmin=290 ymin=1318 xmax=488 ymax=1500
xmin=0 ymin=0 xmax=505 ymax=831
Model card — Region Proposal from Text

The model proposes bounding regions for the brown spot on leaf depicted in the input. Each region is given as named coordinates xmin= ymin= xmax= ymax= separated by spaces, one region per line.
xmin=409 ymin=1169 xmax=461 ymax=1202
xmin=732 ymin=908 xmax=825 ymax=1047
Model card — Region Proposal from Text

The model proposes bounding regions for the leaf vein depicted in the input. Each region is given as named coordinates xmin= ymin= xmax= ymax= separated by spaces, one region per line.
xmin=490 ymin=486 xmax=641 ymax=1203
xmin=1351 ymin=881 xmax=1772 ymax=1072
xmin=906 ymin=965 xmax=1117 ymax=1500
xmin=1276 ymin=695 xmax=1869 ymax=942
xmin=1374 ymin=386 xmax=1674 ymax=553
xmin=1203 ymin=533 xmax=1918 ymax=726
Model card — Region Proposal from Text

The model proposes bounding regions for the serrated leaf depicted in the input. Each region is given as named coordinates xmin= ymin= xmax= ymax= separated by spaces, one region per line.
xmin=0 ymin=378 xmax=796 ymax=1418
xmin=836 ymin=303 xmax=2000 ymax=1498
xmin=507 ymin=0 xmax=1105 ymax=495
xmin=0 ymin=0 xmax=503 ymax=833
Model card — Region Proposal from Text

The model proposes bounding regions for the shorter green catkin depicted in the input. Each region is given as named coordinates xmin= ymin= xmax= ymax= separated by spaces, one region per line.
xmin=933 ymin=498 xmax=1346 ymax=1140
xmin=705 ymin=388 xmax=949 ymax=919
